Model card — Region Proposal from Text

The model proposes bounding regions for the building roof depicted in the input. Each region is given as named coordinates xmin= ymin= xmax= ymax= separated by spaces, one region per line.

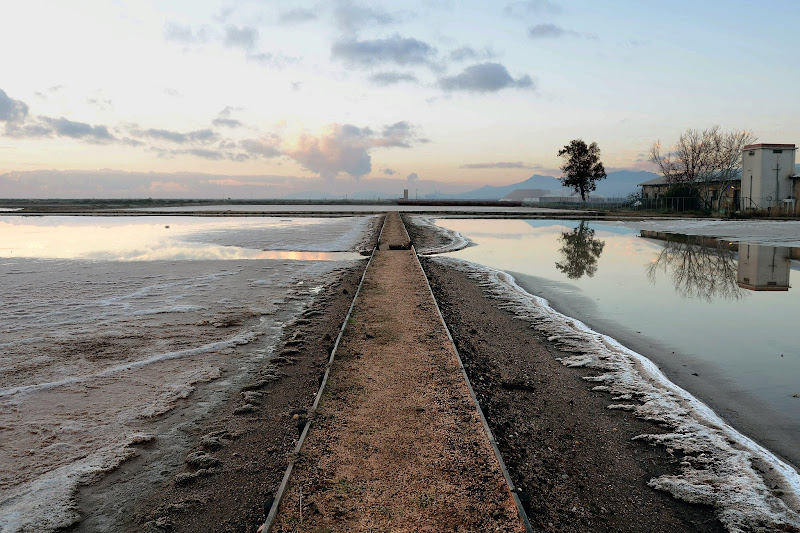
xmin=638 ymin=176 xmax=669 ymax=186
xmin=500 ymin=188 xmax=551 ymax=201
xmin=743 ymin=143 xmax=796 ymax=150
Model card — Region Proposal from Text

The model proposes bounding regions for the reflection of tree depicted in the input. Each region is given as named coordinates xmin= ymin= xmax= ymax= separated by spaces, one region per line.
xmin=555 ymin=221 xmax=605 ymax=279
xmin=646 ymin=233 xmax=744 ymax=301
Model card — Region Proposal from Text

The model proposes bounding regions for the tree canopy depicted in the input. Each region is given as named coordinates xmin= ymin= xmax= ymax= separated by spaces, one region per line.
xmin=649 ymin=126 xmax=756 ymax=209
xmin=555 ymin=221 xmax=605 ymax=279
xmin=557 ymin=139 xmax=607 ymax=201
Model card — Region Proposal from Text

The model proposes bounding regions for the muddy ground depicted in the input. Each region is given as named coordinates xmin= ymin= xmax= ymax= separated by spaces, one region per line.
xmin=65 ymin=213 xmax=730 ymax=532
xmin=404 ymin=215 xmax=726 ymax=532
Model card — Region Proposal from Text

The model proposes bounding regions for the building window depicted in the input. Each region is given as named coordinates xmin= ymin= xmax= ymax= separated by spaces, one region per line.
xmin=773 ymin=149 xmax=783 ymax=154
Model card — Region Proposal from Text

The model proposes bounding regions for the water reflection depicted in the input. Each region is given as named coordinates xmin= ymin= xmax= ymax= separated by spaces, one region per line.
xmin=737 ymin=244 xmax=792 ymax=291
xmin=555 ymin=221 xmax=605 ymax=279
xmin=0 ymin=217 xmax=365 ymax=262
xmin=643 ymin=231 xmax=744 ymax=301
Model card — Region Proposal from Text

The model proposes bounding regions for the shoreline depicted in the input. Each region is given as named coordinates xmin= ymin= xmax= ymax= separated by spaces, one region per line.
xmin=17 ymin=211 xmax=798 ymax=531
xmin=404 ymin=215 xmax=800 ymax=531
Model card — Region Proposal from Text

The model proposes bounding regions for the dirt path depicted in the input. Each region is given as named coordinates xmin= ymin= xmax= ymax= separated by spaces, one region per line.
xmin=272 ymin=212 xmax=523 ymax=531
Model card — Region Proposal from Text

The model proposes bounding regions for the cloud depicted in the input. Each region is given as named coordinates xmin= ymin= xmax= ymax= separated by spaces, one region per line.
xmin=164 ymin=22 xmax=210 ymax=43
xmin=164 ymin=88 xmax=182 ymax=97
xmin=504 ymin=0 xmax=562 ymax=17
xmin=86 ymin=96 xmax=113 ymax=110
xmin=225 ymin=25 xmax=258 ymax=50
xmin=0 ymin=88 xmax=29 ymax=123
xmin=1 ymin=89 xmax=114 ymax=142
xmin=439 ymin=63 xmax=533 ymax=93
xmin=41 ymin=117 xmax=115 ymax=141
xmin=217 ymin=106 xmax=240 ymax=118
xmin=333 ymin=0 xmax=397 ymax=32
xmin=213 ymin=118 xmax=242 ymax=128
xmin=241 ymin=135 xmax=281 ymax=158
xmin=376 ymin=121 xmax=418 ymax=148
xmin=406 ymin=172 xmax=419 ymax=182
xmin=247 ymin=51 xmax=299 ymax=69
xmin=34 ymin=85 xmax=65 ymax=99
xmin=0 ymin=169 xmax=308 ymax=199
xmin=369 ymin=71 xmax=418 ymax=85
xmin=382 ymin=168 xmax=397 ymax=175
xmin=527 ymin=24 xmax=596 ymax=39
xmin=280 ymin=121 xmax=427 ymax=179
xmin=332 ymin=35 xmax=435 ymax=67
xmin=134 ymin=128 xmax=217 ymax=144
xmin=449 ymin=46 xmax=495 ymax=62
xmin=283 ymin=124 xmax=373 ymax=179
xmin=461 ymin=161 xmax=533 ymax=169
xmin=278 ymin=8 xmax=317 ymax=24
xmin=212 ymin=106 xmax=242 ymax=128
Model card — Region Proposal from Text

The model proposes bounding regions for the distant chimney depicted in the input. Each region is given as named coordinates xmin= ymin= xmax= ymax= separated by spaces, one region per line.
xmin=403 ymin=189 xmax=409 ymax=200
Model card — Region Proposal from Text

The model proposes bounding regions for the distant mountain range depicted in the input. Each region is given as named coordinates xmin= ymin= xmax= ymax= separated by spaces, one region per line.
xmin=428 ymin=170 xmax=659 ymax=200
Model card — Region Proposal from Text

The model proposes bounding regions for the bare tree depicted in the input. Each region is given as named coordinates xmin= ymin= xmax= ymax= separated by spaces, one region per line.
xmin=645 ymin=233 xmax=744 ymax=302
xmin=650 ymin=126 xmax=756 ymax=209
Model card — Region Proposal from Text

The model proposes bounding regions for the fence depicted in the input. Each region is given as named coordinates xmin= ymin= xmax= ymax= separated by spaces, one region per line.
xmin=529 ymin=196 xmax=800 ymax=216
xmin=528 ymin=197 xmax=704 ymax=212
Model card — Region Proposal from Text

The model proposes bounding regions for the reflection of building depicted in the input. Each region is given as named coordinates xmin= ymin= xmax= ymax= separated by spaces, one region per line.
xmin=737 ymin=244 xmax=791 ymax=291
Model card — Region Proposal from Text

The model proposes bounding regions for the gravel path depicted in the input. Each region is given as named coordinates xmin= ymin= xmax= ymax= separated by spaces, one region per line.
xmin=272 ymin=213 xmax=523 ymax=531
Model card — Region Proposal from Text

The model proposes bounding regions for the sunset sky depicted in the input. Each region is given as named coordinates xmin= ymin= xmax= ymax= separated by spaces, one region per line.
xmin=2 ymin=0 xmax=799 ymax=198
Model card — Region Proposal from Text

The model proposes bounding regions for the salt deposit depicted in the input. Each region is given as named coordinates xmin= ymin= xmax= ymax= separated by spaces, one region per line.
xmin=415 ymin=213 xmax=800 ymax=532
xmin=604 ymin=218 xmax=800 ymax=247
xmin=434 ymin=255 xmax=800 ymax=531
xmin=0 ymin=216 xmax=375 ymax=532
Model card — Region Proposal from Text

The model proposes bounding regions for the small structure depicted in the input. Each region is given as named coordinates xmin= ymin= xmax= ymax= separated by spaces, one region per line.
xmin=500 ymin=188 xmax=551 ymax=202
xmin=639 ymin=176 xmax=669 ymax=199
xmin=741 ymin=143 xmax=798 ymax=210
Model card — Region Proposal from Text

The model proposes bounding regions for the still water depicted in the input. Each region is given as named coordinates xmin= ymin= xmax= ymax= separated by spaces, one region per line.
xmin=438 ymin=218 xmax=800 ymax=427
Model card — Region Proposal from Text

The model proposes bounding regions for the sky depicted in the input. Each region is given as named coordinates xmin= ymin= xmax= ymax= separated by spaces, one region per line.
xmin=1 ymin=0 xmax=799 ymax=199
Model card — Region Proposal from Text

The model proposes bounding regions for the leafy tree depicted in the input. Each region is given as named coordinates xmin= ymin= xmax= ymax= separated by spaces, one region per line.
xmin=555 ymin=221 xmax=605 ymax=279
xmin=557 ymin=139 xmax=607 ymax=201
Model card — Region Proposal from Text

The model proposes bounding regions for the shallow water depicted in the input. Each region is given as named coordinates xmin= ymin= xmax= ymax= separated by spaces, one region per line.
xmin=432 ymin=217 xmax=800 ymax=530
xmin=438 ymin=219 xmax=800 ymax=427
xmin=0 ymin=215 xmax=373 ymax=532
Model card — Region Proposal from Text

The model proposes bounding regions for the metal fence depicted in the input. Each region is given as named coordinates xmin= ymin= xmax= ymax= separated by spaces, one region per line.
xmin=529 ymin=197 xmax=704 ymax=212
xmin=530 ymin=196 xmax=800 ymax=216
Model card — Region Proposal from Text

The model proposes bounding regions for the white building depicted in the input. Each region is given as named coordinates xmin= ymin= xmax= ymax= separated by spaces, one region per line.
xmin=741 ymin=143 xmax=797 ymax=210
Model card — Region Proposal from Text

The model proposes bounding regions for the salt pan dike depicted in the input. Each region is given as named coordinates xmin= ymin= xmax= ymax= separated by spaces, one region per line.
xmin=413 ymin=216 xmax=800 ymax=532
xmin=0 ymin=215 xmax=376 ymax=532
